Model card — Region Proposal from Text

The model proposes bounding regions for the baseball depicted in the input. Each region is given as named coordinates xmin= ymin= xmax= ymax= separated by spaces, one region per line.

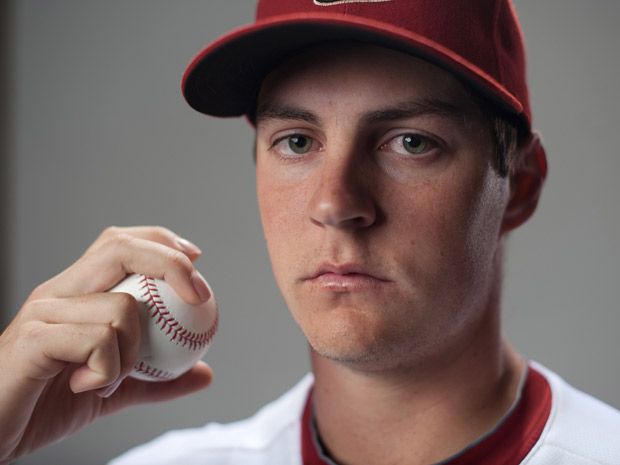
xmin=109 ymin=273 xmax=218 ymax=382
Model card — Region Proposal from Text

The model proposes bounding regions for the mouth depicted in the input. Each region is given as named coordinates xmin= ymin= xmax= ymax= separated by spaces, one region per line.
xmin=305 ymin=263 xmax=391 ymax=292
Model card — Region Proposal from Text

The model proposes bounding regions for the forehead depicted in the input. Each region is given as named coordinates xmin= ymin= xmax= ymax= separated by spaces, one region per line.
xmin=256 ymin=42 xmax=482 ymax=119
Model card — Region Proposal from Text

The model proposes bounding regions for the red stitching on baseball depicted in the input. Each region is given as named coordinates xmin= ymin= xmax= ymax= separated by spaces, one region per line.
xmin=133 ymin=361 xmax=175 ymax=380
xmin=139 ymin=275 xmax=216 ymax=351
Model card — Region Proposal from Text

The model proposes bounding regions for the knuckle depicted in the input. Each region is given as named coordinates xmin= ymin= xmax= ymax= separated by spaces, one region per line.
xmin=105 ymin=232 xmax=136 ymax=251
xmin=151 ymin=226 xmax=176 ymax=241
xmin=18 ymin=320 xmax=46 ymax=342
xmin=113 ymin=232 xmax=134 ymax=247
xmin=90 ymin=227 xmax=131 ymax=254
xmin=111 ymin=294 xmax=141 ymax=330
xmin=21 ymin=297 xmax=54 ymax=319
xmin=27 ymin=281 xmax=52 ymax=301
xmin=111 ymin=291 xmax=138 ymax=311
xmin=95 ymin=324 xmax=117 ymax=346
xmin=167 ymin=249 xmax=193 ymax=273
xmin=100 ymin=226 xmax=122 ymax=240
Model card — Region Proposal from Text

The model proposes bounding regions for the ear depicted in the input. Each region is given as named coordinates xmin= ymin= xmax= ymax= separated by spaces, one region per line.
xmin=500 ymin=131 xmax=548 ymax=233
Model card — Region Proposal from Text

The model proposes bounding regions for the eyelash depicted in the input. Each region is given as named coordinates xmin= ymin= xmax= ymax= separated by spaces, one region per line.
xmin=378 ymin=132 xmax=439 ymax=157
xmin=270 ymin=133 xmax=320 ymax=159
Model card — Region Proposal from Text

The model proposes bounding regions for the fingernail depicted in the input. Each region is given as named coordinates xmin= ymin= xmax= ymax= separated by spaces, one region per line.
xmin=73 ymin=385 xmax=89 ymax=394
xmin=97 ymin=378 xmax=123 ymax=398
xmin=177 ymin=237 xmax=202 ymax=255
xmin=191 ymin=271 xmax=211 ymax=302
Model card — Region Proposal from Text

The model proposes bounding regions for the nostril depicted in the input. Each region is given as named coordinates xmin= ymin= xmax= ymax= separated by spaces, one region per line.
xmin=309 ymin=194 xmax=376 ymax=229
xmin=307 ymin=159 xmax=377 ymax=229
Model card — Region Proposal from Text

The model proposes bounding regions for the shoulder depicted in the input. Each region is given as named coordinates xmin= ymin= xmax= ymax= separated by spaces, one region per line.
xmin=526 ymin=362 xmax=620 ymax=465
xmin=108 ymin=374 xmax=314 ymax=465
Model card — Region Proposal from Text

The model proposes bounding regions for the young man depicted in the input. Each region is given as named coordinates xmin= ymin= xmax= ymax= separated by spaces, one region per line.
xmin=1 ymin=1 xmax=619 ymax=464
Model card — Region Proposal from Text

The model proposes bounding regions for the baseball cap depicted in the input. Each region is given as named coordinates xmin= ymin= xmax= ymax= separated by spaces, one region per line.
xmin=182 ymin=0 xmax=533 ymax=131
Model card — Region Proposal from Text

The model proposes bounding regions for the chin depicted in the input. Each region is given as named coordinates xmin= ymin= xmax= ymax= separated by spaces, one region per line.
xmin=302 ymin=310 xmax=420 ymax=372
xmin=311 ymin=339 xmax=419 ymax=373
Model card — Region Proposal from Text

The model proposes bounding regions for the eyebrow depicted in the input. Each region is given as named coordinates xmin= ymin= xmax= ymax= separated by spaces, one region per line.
xmin=255 ymin=103 xmax=320 ymax=125
xmin=362 ymin=98 xmax=466 ymax=124
xmin=255 ymin=98 xmax=468 ymax=127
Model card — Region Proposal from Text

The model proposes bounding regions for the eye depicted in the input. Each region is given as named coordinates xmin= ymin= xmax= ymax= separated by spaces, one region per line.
xmin=380 ymin=133 xmax=436 ymax=156
xmin=402 ymin=134 xmax=430 ymax=154
xmin=272 ymin=133 xmax=317 ymax=157
xmin=288 ymin=135 xmax=312 ymax=154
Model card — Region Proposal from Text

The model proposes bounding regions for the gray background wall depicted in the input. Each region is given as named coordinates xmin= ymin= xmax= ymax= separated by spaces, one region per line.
xmin=4 ymin=1 xmax=619 ymax=464
xmin=1 ymin=0 xmax=10 ymax=329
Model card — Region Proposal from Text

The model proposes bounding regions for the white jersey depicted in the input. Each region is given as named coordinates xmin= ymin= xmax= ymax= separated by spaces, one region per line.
xmin=109 ymin=362 xmax=620 ymax=465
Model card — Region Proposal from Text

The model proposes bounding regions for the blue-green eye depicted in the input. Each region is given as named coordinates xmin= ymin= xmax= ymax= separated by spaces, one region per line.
xmin=272 ymin=133 xmax=317 ymax=158
xmin=402 ymin=134 xmax=430 ymax=154
xmin=287 ymin=135 xmax=312 ymax=154
xmin=381 ymin=133 xmax=436 ymax=156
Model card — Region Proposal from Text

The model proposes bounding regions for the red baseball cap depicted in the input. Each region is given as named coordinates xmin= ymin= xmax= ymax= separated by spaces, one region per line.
xmin=182 ymin=0 xmax=533 ymax=131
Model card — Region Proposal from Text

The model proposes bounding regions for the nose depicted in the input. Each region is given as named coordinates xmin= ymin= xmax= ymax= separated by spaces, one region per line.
xmin=308 ymin=155 xmax=377 ymax=229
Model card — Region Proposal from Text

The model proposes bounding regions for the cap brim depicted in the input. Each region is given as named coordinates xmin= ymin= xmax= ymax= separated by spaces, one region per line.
xmin=182 ymin=13 xmax=524 ymax=121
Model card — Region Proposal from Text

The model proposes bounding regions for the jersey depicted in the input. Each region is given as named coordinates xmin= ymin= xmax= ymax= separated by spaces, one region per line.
xmin=108 ymin=362 xmax=620 ymax=465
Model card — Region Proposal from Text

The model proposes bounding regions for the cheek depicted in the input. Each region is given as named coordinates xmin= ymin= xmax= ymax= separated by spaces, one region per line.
xmin=401 ymin=169 xmax=508 ymax=295
xmin=464 ymin=171 xmax=509 ymax=258
xmin=256 ymin=171 xmax=308 ymax=286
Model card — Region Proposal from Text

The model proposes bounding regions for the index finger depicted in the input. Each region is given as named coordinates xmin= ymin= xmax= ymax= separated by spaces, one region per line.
xmin=33 ymin=231 xmax=211 ymax=305
xmin=90 ymin=226 xmax=202 ymax=261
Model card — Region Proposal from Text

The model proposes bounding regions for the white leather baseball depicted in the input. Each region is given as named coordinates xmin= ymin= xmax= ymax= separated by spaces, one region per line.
xmin=109 ymin=273 xmax=218 ymax=382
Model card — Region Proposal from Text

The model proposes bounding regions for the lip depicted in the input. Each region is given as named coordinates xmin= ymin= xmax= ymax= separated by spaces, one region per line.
xmin=305 ymin=262 xmax=391 ymax=292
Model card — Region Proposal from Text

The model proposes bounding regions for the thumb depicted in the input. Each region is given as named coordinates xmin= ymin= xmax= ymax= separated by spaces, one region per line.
xmin=101 ymin=362 xmax=213 ymax=414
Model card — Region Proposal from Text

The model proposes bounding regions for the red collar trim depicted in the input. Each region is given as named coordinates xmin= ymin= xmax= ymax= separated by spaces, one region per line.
xmin=301 ymin=365 xmax=552 ymax=465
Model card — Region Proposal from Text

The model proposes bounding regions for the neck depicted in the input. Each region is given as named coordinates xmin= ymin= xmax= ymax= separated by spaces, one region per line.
xmin=310 ymin=275 xmax=524 ymax=465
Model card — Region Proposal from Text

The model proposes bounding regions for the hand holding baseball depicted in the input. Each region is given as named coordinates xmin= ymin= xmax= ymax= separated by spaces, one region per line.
xmin=0 ymin=226 xmax=215 ymax=464
xmin=110 ymin=274 xmax=218 ymax=382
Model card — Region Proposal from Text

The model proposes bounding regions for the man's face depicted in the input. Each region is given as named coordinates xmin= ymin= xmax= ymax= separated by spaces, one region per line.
xmin=255 ymin=44 xmax=511 ymax=372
